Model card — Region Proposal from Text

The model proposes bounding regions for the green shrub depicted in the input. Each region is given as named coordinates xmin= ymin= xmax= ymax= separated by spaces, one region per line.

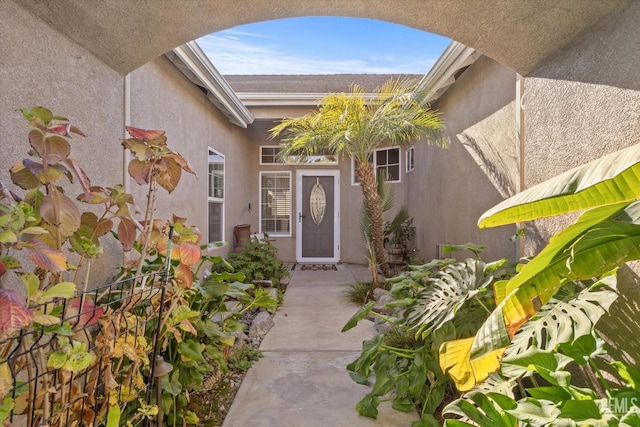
xmin=226 ymin=238 xmax=289 ymax=286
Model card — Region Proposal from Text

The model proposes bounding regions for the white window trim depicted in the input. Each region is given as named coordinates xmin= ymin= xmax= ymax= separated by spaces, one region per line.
xmin=406 ymin=146 xmax=415 ymax=173
xmin=259 ymin=171 xmax=292 ymax=237
xmin=351 ymin=147 xmax=402 ymax=185
xmin=208 ymin=147 xmax=225 ymax=243
xmin=260 ymin=145 xmax=338 ymax=165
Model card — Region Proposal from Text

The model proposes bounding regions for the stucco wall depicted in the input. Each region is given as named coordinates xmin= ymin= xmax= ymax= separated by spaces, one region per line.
xmin=129 ymin=56 xmax=257 ymax=258
xmin=1 ymin=1 xmax=125 ymax=284
xmin=525 ymin=1 xmax=640 ymax=365
xmin=407 ymin=56 xmax=518 ymax=263
xmin=525 ymin=2 xmax=640 ymax=253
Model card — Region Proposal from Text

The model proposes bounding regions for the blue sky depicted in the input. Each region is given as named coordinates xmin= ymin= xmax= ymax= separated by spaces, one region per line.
xmin=197 ymin=17 xmax=451 ymax=75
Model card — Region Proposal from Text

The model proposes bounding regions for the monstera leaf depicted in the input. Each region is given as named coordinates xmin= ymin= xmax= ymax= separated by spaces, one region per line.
xmin=504 ymin=275 xmax=618 ymax=362
xmin=478 ymin=143 xmax=640 ymax=228
xmin=403 ymin=259 xmax=495 ymax=338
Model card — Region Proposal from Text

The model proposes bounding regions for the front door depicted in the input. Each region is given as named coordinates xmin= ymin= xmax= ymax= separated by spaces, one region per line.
xmin=296 ymin=170 xmax=340 ymax=263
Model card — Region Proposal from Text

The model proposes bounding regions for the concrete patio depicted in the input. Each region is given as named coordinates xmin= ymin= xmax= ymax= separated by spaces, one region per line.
xmin=222 ymin=264 xmax=420 ymax=427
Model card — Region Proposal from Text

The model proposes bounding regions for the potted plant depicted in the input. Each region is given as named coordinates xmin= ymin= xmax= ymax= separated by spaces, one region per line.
xmin=384 ymin=207 xmax=415 ymax=264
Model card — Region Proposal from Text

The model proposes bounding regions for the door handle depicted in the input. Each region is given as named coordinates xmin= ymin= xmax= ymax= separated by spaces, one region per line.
xmin=299 ymin=212 xmax=305 ymax=222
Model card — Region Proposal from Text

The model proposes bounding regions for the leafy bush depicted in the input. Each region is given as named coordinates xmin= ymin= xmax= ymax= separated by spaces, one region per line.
xmin=226 ymin=238 xmax=289 ymax=286
xmin=343 ymin=256 xmax=516 ymax=424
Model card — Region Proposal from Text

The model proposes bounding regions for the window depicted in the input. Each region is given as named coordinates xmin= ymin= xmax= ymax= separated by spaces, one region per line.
xmin=208 ymin=148 xmax=224 ymax=242
xmin=406 ymin=146 xmax=415 ymax=173
xmin=260 ymin=145 xmax=337 ymax=165
xmin=260 ymin=172 xmax=291 ymax=236
xmin=351 ymin=147 xmax=401 ymax=185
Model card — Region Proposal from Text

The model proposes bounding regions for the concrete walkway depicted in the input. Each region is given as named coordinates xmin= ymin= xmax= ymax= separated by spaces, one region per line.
xmin=222 ymin=264 xmax=419 ymax=427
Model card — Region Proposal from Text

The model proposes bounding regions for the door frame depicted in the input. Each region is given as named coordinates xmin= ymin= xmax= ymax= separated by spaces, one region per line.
xmin=296 ymin=169 xmax=340 ymax=263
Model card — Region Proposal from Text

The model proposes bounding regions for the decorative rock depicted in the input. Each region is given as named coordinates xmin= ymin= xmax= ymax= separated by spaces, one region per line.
xmin=372 ymin=288 xmax=390 ymax=302
xmin=280 ymin=277 xmax=290 ymax=286
xmin=248 ymin=311 xmax=275 ymax=340
xmin=267 ymin=288 xmax=278 ymax=301
xmin=374 ymin=317 xmax=394 ymax=334
xmin=253 ymin=280 xmax=273 ymax=288
xmin=373 ymin=293 xmax=395 ymax=316
xmin=230 ymin=331 xmax=250 ymax=348
xmin=225 ymin=300 xmax=243 ymax=312
xmin=210 ymin=311 xmax=233 ymax=323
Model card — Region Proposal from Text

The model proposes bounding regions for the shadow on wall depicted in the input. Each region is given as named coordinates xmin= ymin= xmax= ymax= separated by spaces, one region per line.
xmin=598 ymin=263 xmax=640 ymax=366
xmin=458 ymin=132 xmax=516 ymax=199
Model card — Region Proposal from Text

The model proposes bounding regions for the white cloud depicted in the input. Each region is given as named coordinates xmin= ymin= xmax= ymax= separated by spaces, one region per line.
xmin=197 ymin=34 xmax=438 ymax=75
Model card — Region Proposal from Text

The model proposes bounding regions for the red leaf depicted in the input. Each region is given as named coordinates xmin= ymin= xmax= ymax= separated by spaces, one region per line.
xmin=0 ymin=261 xmax=5 ymax=278
xmin=127 ymin=159 xmax=152 ymax=186
xmin=41 ymin=189 xmax=81 ymax=237
xmin=29 ymin=130 xmax=71 ymax=160
xmin=63 ymin=158 xmax=92 ymax=195
xmin=117 ymin=217 xmax=136 ymax=252
xmin=155 ymin=158 xmax=182 ymax=193
xmin=125 ymin=126 xmax=165 ymax=141
xmin=69 ymin=125 xmax=86 ymax=137
xmin=22 ymin=240 xmax=67 ymax=271
xmin=10 ymin=160 xmax=40 ymax=190
xmin=48 ymin=123 xmax=71 ymax=137
xmin=178 ymin=243 xmax=201 ymax=267
xmin=0 ymin=289 xmax=33 ymax=332
xmin=67 ymin=297 xmax=104 ymax=328
xmin=174 ymin=263 xmax=193 ymax=289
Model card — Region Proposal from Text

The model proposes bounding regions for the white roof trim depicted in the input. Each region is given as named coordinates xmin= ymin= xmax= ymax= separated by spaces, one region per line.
xmin=235 ymin=92 xmax=379 ymax=107
xmin=166 ymin=42 xmax=254 ymax=128
xmin=416 ymin=41 xmax=480 ymax=102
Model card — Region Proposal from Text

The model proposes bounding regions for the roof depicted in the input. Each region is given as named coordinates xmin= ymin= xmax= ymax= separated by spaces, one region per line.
xmin=223 ymin=74 xmax=424 ymax=94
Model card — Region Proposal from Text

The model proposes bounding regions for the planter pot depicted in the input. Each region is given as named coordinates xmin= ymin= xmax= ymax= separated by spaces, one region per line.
xmin=386 ymin=247 xmax=404 ymax=263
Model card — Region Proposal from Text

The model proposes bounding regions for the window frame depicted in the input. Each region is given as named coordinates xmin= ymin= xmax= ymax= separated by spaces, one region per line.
xmin=351 ymin=147 xmax=402 ymax=185
xmin=259 ymin=171 xmax=292 ymax=237
xmin=406 ymin=146 xmax=415 ymax=173
xmin=260 ymin=145 xmax=338 ymax=165
xmin=208 ymin=147 xmax=225 ymax=243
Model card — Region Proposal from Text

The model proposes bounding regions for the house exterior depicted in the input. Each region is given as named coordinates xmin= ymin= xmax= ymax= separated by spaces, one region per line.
xmin=2 ymin=0 xmax=640 ymax=362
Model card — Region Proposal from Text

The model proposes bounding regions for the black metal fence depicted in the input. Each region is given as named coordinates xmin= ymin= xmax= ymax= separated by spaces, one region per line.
xmin=0 ymin=272 xmax=170 ymax=427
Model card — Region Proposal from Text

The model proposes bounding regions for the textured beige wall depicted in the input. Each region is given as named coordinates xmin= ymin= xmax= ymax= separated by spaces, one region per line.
xmin=407 ymin=57 xmax=518 ymax=263
xmin=524 ymin=2 xmax=640 ymax=365
xmin=525 ymin=2 xmax=640 ymax=254
xmin=1 ymin=1 xmax=125 ymax=284
xmin=129 ymin=57 xmax=257 ymax=258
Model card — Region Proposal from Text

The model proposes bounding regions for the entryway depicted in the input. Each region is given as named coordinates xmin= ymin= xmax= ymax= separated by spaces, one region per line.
xmin=296 ymin=170 xmax=340 ymax=263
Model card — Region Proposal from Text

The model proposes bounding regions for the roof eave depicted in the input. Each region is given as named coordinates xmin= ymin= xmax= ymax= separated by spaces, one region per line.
xmin=166 ymin=42 xmax=254 ymax=128
xmin=416 ymin=41 xmax=480 ymax=102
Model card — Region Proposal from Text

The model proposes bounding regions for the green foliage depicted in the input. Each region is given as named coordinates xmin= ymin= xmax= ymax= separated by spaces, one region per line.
xmin=344 ymin=256 xmax=514 ymax=421
xmin=271 ymin=78 xmax=446 ymax=279
xmin=228 ymin=345 xmax=263 ymax=371
xmin=344 ymin=281 xmax=377 ymax=305
xmin=384 ymin=206 xmax=415 ymax=249
xmin=226 ymin=238 xmax=289 ymax=286
xmin=440 ymin=141 xmax=640 ymax=392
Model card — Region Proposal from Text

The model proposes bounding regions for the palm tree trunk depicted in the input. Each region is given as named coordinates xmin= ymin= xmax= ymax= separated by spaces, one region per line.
xmin=357 ymin=161 xmax=391 ymax=278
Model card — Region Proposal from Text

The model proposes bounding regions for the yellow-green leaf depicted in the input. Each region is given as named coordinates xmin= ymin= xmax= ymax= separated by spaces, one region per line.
xmin=32 ymin=313 xmax=61 ymax=326
xmin=40 ymin=282 xmax=76 ymax=302
xmin=479 ymin=143 xmax=640 ymax=228
xmin=19 ymin=272 xmax=40 ymax=299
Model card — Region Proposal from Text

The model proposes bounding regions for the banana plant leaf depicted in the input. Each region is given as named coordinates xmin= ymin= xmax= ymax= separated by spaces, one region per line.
xmin=440 ymin=200 xmax=640 ymax=391
xmin=478 ymin=143 xmax=640 ymax=228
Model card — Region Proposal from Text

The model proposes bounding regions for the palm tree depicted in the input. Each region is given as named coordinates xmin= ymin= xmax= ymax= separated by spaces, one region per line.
xmin=270 ymin=79 xmax=446 ymax=277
